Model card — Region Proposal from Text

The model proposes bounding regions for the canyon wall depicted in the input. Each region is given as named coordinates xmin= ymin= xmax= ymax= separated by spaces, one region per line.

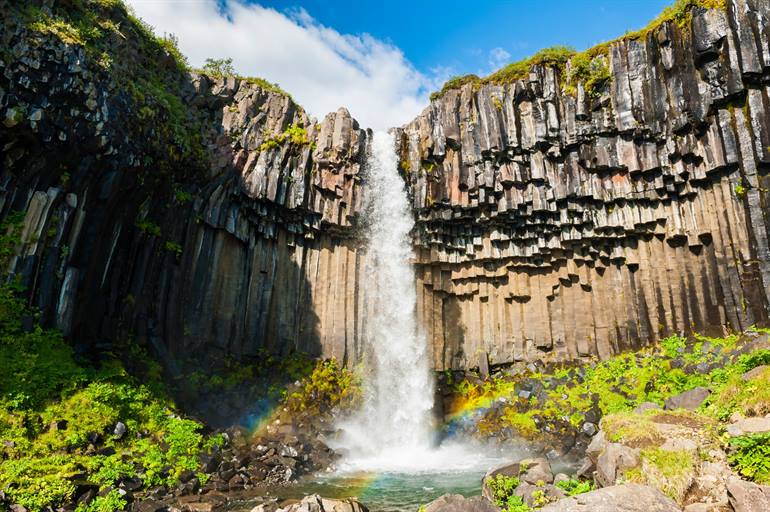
xmin=4 ymin=0 xmax=770 ymax=373
xmin=400 ymin=0 xmax=770 ymax=369
xmin=1 ymin=1 xmax=371 ymax=369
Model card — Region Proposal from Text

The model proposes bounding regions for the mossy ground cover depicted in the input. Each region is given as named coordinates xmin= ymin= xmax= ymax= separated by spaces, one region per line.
xmin=447 ymin=331 xmax=770 ymax=445
xmin=0 ymin=210 xmax=356 ymax=510
xmin=430 ymin=0 xmax=727 ymax=101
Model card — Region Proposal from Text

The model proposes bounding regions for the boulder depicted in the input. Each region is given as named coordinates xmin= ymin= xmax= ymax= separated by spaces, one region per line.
xmin=726 ymin=416 xmax=770 ymax=437
xmin=726 ymin=477 xmax=770 ymax=512
xmin=741 ymin=365 xmax=768 ymax=381
xmin=423 ymin=494 xmax=498 ymax=512
xmin=664 ymin=388 xmax=711 ymax=411
xmin=514 ymin=481 xmax=565 ymax=507
xmin=519 ymin=457 xmax=554 ymax=485
xmin=274 ymin=495 xmax=368 ymax=512
xmin=595 ymin=443 xmax=640 ymax=488
xmin=538 ymin=484 xmax=681 ymax=511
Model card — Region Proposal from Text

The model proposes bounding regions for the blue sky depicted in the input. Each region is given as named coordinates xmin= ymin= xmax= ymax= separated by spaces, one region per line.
xmin=128 ymin=0 xmax=673 ymax=128
xmin=259 ymin=0 xmax=672 ymax=77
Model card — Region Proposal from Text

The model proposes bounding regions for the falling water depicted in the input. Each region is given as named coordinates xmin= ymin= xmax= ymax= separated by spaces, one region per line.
xmin=332 ymin=132 xmax=506 ymax=474
xmin=333 ymin=130 xmax=435 ymax=469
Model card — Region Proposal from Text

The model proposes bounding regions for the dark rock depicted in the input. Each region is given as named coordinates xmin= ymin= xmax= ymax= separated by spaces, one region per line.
xmin=664 ymin=387 xmax=711 ymax=411
xmin=199 ymin=453 xmax=221 ymax=474
xmin=120 ymin=477 xmax=144 ymax=492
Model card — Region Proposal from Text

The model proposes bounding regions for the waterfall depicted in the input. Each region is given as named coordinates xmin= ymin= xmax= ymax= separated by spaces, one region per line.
xmin=332 ymin=131 xmax=504 ymax=473
xmin=333 ymin=130 xmax=435 ymax=468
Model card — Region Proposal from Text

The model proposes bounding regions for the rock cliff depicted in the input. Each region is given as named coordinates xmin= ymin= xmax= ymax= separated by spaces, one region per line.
xmin=399 ymin=0 xmax=770 ymax=369
xmin=3 ymin=0 xmax=770 ymax=373
xmin=1 ymin=0 xmax=370 ymax=370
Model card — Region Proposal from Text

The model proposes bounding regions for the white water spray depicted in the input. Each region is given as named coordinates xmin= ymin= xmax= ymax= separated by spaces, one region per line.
xmin=333 ymin=132 xmax=505 ymax=473
xmin=334 ymin=131 xmax=434 ymax=469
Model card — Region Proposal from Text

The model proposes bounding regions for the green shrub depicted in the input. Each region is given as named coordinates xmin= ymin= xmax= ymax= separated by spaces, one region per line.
xmin=202 ymin=57 xmax=235 ymax=77
xmin=488 ymin=474 xmax=531 ymax=511
xmin=729 ymin=433 xmax=770 ymax=484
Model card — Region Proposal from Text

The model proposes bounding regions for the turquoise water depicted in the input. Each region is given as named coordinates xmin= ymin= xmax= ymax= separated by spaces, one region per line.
xmin=229 ymin=469 xmax=487 ymax=512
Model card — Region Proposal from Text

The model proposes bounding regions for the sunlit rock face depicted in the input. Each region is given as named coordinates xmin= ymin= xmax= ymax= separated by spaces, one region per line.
xmin=399 ymin=0 xmax=770 ymax=369
xmin=3 ymin=0 xmax=770 ymax=372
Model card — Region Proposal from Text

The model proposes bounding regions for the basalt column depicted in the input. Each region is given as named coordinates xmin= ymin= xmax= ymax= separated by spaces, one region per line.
xmin=400 ymin=0 xmax=770 ymax=370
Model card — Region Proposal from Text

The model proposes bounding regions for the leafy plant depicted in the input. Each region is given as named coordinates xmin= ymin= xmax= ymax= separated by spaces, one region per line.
xmin=555 ymin=478 xmax=595 ymax=496
xmin=488 ymin=474 xmax=531 ymax=512
xmin=729 ymin=433 xmax=770 ymax=484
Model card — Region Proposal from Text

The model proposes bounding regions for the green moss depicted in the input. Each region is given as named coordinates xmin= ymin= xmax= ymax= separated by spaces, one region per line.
xmin=555 ymin=478 xmax=595 ymax=496
xmin=488 ymin=474 xmax=531 ymax=512
xmin=163 ymin=240 xmax=183 ymax=257
xmin=259 ymin=123 xmax=312 ymax=152
xmin=285 ymin=359 xmax=359 ymax=414
xmin=602 ymin=412 xmax=663 ymax=447
xmin=626 ymin=448 xmax=695 ymax=502
xmin=704 ymin=362 xmax=770 ymax=420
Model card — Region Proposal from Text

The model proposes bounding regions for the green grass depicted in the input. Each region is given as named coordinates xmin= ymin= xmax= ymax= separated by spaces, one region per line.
xmin=626 ymin=448 xmax=696 ymax=502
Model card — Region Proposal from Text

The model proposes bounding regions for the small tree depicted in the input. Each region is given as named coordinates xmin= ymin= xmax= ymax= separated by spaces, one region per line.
xmin=202 ymin=57 xmax=235 ymax=78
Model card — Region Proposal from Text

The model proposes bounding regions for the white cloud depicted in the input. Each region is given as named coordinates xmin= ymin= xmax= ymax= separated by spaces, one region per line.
xmin=125 ymin=0 xmax=444 ymax=129
xmin=488 ymin=47 xmax=511 ymax=70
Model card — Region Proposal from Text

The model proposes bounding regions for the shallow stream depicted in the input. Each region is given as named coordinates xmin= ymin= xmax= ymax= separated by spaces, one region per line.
xmin=227 ymin=467 xmax=488 ymax=512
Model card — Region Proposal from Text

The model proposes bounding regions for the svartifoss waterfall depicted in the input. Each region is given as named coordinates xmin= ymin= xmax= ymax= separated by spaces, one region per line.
xmin=333 ymin=132 xmax=503 ymax=474
xmin=333 ymin=130 xmax=435 ymax=469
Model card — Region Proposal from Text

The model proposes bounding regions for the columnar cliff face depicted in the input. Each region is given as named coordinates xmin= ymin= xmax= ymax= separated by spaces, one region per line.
xmin=1 ymin=2 xmax=370 ymax=369
xmin=399 ymin=0 xmax=770 ymax=369
xmin=4 ymin=0 xmax=770 ymax=373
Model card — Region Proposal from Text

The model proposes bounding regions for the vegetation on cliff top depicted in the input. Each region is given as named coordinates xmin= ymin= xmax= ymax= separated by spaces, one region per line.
xmin=430 ymin=0 xmax=727 ymax=101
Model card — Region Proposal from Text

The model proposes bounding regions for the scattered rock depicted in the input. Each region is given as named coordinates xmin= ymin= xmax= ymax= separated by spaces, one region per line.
xmin=726 ymin=417 xmax=770 ymax=437
xmin=726 ymin=477 xmax=770 ymax=512
xmin=581 ymin=422 xmax=598 ymax=436
xmin=423 ymin=494 xmax=497 ymax=512
xmin=742 ymin=365 xmax=768 ymax=381
xmin=539 ymin=483 xmax=681 ymax=511
xmin=664 ymin=388 xmax=711 ymax=411
xmin=274 ymin=495 xmax=368 ymax=512
xmin=114 ymin=421 xmax=127 ymax=439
